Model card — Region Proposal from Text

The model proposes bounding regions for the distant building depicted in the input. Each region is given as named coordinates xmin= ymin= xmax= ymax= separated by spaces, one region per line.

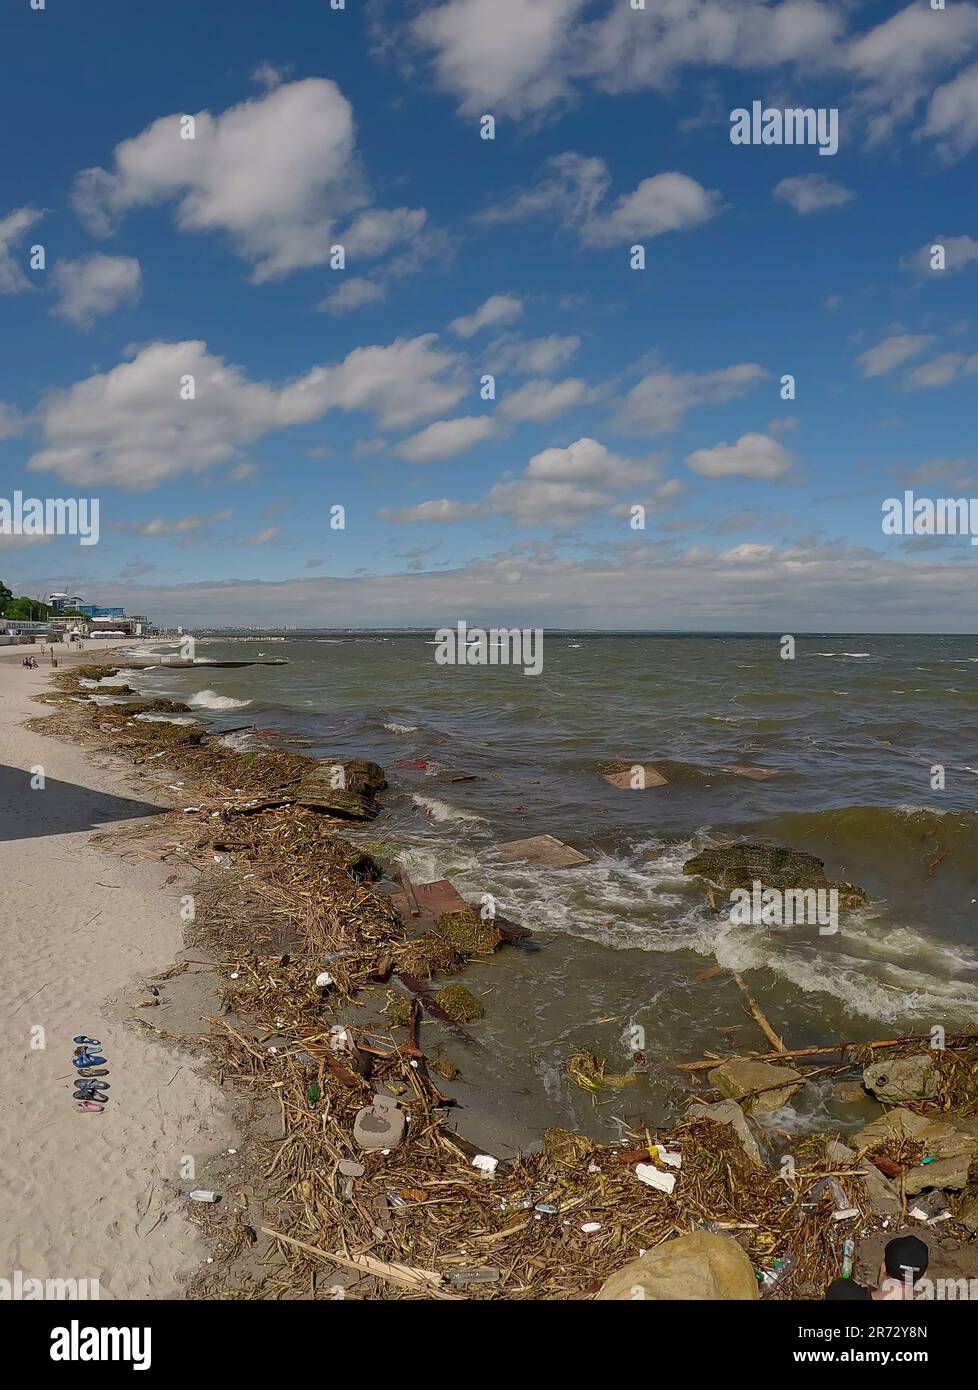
xmin=45 ymin=592 xmax=86 ymax=613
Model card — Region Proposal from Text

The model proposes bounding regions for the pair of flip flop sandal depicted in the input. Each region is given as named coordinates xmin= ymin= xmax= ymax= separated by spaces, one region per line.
xmin=74 ymin=1084 xmax=110 ymax=1101
xmin=72 ymin=1035 xmax=110 ymax=1110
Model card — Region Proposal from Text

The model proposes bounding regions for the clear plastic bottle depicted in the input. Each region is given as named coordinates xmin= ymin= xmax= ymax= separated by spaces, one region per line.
xmin=760 ymin=1253 xmax=795 ymax=1295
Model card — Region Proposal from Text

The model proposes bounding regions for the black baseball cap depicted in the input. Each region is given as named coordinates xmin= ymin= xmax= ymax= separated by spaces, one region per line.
xmin=883 ymin=1235 xmax=929 ymax=1282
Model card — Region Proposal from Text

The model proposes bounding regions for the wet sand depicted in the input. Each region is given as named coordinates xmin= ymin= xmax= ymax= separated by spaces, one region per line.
xmin=0 ymin=643 xmax=234 ymax=1298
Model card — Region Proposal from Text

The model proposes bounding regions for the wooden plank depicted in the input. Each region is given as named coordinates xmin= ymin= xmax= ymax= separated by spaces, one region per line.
xmin=391 ymin=877 xmax=467 ymax=925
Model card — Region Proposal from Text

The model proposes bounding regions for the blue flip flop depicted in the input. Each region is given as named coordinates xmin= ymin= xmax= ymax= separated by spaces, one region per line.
xmin=72 ymin=1054 xmax=107 ymax=1068
xmin=73 ymin=1036 xmax=101 ymax=1047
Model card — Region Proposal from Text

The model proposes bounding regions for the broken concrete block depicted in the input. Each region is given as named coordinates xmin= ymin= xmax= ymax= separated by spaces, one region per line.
xmin=353 ymin=1096 xmax=406 ymax=1152
xmin=602 ymin=763 xmax=668 ymax=790
xmin=854 ymin=1107 xmax=978 ymax=1162
xmin=707 ymin=1058 xmax=804 ymax=1115
xmin=687 ymin=1100 xmax=766 ymax=1167
xmin=497 ymin=834 xmax=589 ymax=868
xmin=862 ymin=1053 xmax=939 ymax=1104
xmin=904 ymin=1154 xmax=972 ymax=1195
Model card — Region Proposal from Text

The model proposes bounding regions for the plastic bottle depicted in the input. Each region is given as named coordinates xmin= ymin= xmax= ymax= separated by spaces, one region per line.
xmin=760 ymin=1254 xmax=795 ymax=1294
xmin=841 ymin=1239 xmax=855 ymax=1279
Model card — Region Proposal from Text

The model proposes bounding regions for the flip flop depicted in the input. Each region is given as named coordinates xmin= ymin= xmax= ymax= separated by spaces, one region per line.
xmin=73 ymin=1089 xmax=110 ymax=1101
xmin=73 ymin=1036 xmax=101 ymax=1047
xmin=72 ymin=1054 xmax=107 ymax=1068
xmin=75 ymin=1101 xmax=106 ymax=1112
xmin=75 ymin=1079 xmax=110 ymax=1091
xmin=76 ymin=1067 xmax=110 ymax=1078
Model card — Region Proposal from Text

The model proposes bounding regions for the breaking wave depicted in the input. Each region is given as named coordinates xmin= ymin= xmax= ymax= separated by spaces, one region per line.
xmin=187 ymin=689 xmax=252 ymax=711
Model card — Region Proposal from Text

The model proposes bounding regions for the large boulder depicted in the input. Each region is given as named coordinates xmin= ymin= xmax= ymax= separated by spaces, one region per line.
xmin=862 ymin=1053 xmax=939 ymax=1104
xmin=596 ymin=1230 xmax=759 ymax=1301
xmin=683 ymin=842 xmax=866 ymax=910
xmin=687 ymin=1100 xmax=767 ymax=1167
xmin=853 ymin=1107 xmax=978 ymax=1162
xmin=708 ymin=1059 xmax=804 ymax=1115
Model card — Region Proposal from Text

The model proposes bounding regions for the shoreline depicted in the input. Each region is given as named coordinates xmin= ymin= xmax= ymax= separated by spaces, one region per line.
xmin=8 ymin=652 xmax=978 ymax=1300
xmin=0 ymin=642 xmax=238 ymax=1299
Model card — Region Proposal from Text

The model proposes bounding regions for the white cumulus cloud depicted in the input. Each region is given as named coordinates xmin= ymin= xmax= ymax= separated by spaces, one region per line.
xmin=52 ymin=254 xmax=141 ymax=328
xmin=685 ymin=432 xmax=796 ymax=480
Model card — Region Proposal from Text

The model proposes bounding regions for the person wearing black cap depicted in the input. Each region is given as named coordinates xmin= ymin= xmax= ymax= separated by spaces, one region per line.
xmin=873 ymin=1235 xmax=929 ymax=1300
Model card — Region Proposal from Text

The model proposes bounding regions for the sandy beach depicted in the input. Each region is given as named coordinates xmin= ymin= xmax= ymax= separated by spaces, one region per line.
xmin=0 ymin=643 xmax=233 ymax=1298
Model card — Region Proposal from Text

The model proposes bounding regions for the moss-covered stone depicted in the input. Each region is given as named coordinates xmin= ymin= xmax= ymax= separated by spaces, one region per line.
xmin=396 ymin=933 xmax=465 ymax=979
xmin=433 ymin=909 xmax=501 ymax=956
xmin=435 ymin=983 xmax=484 ymax=1023
xmin=385 ymin=991 xmax=413 ymax=1028
xmin=683 ymin=842 xmax=867 ymax=910
xmin=342 ymin=758 xmax=388 ymax=794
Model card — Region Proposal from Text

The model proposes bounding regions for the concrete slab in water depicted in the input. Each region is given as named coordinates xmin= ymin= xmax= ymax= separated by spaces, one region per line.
xmin=497 ymin=834 xmax=589 ymax=868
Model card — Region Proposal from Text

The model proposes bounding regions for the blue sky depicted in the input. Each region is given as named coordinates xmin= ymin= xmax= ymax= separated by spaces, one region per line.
xmin=2 ymin=0 xmax=978 ymax=630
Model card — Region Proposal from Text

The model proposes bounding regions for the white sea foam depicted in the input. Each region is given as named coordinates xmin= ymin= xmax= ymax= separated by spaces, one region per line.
xmin=411 ymin=794 xmax=486 ymax=824
xmin=187 ymin=689 xmax=252 ymax=710
xmin=384 ymin=721 xmax=419 ymax=734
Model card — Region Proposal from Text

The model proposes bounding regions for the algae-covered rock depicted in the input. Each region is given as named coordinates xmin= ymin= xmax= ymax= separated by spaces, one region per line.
xmin=542 ymin=1127 xmax=595 ymax=1167
xmin=568 ymin=1049 xmax=636 ymax=1091
xmin=295 ymin=770 xmax=378 ymax=820
xmin=596 ymin=1230 xmax=759 ymax=1301
xmin=433 ymin=909 xmax=501 ymax=956
xmin=385 ymin=992 xmax=413 ymax=1028
xmin=396 ymin=933 xmax=465 ymax=979
xmin=115 ymin=697 xmax=192 ymax=715
xmin=431 ymin=1053 xmax=461 ymax=1081
xmin=683 ymin=842 xmax=867 ymax=909
xmin=708 ymin=1058 xmax=803 ymax=1114
xmin=435 ymin=983 xmax=484 ymax=1023
xmin=71 ymin=665 xmax=120 ymax=682
xmin=342 ymin=758 xmax=388 ymax=794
